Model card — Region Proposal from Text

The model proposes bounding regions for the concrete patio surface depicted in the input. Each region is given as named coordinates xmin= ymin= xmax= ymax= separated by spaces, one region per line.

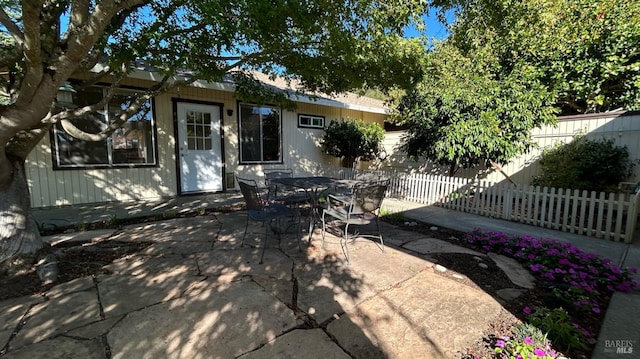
xmin=1 ymin=193 xmax=637 ymax=358
xmin=3 ymin=211 xmax=512 ymax=358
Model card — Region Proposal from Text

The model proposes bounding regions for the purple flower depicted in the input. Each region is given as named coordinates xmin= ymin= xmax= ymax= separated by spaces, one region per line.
xmin=495 ymin=339 xmax=506 ymax=348
xmin=546 ymin=248 xmax=560 ymax=255
xmin=524 ymin=337 xmax=534 ymax=344
xmin=592 ymin=306 xmax=601 ymax=314
xmin=534 ymin=348 xmax=546 ymax=357
xmin=542 ymin=272 xmax=555 ymax=280
xmin=523 ymin=306 xmax=532 ymax=314
xmin=558 ymin=258 xmax=572 ymax=266
xmin=530 ymin=264 xmax=544 ymax=272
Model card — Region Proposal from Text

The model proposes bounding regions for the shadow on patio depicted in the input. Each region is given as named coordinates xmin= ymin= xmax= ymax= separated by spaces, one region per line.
xmin=1 ymin=208 xmax=510 ymax=358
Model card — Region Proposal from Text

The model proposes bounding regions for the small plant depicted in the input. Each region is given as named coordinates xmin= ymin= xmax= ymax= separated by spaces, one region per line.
xmin=107 ymin=214 xmax=118 ymax=226
xmin=76 ymin=223 xmax=89 ymax=231
xmin=196 ymin=207 xmax=206 ymax=216
xmin=162 ymin=209 xmax=178 ymax=219
xmin=526 ymin=307 xmax=589 ymax=351
xmin=494 ymin=334 xmax=559 ymax=359
xmin=511 ymin=322 xmax=550 ymax=346
xmin=379 ymin=207 xmax=405 ymax=222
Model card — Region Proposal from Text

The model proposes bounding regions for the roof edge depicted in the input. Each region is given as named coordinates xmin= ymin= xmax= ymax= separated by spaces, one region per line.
xmin=126 ymin=68 xmax=389 ymax=115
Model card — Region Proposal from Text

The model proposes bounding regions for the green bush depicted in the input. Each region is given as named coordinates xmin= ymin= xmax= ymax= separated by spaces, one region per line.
xmin=531 ymin=135 xmax=635 ymax=192
xmin=320 ymin=119 xmax=384 ymax=168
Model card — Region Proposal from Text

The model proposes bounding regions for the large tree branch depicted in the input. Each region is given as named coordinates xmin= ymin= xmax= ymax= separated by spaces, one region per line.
xmin=69 ymin=0 xmax=90 ymax=29
xmin=0 ymin=6 xmax=24 ymax=46
xmin=54 ymin=0 xmax=147 ymax=84
xmin=558 ymin=95 xmax=586 ymax=113
xmin=54 ymin=75 xmax=195 ymax=141
xmin=18 ymin=1 xmax=44 ymax=105
xmin=49 ymin=62 xmax=131 ymax=125
xmin=6 ymin=125 xmax=51 ymax=160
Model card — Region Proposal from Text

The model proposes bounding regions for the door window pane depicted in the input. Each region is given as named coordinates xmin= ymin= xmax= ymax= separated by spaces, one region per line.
xmin=185 ymin=110 xmax=213 ymax=151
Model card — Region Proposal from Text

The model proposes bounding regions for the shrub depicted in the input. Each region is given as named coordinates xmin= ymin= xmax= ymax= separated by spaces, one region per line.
xmin=320 ymin=119 xmax=384 ymax=168
xmin=531 ymin=135 xmax=635 ymax=192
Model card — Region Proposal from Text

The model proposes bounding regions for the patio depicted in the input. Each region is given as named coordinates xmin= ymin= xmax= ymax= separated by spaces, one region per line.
xmin=1 ymin=210 xmax=509 ymax=358
xmin=4 ymin=192 xmax=637 ymax=358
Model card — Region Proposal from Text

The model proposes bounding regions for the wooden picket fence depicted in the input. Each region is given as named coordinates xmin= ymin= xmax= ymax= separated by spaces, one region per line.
xmin=317 ymin=166 xmax=640 ymax=243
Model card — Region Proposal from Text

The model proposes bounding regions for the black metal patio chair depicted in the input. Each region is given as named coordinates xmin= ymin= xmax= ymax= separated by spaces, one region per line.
xmin=237 ymin=176 xmax=301 ymax=263
xmin=321 ymin=179 xmax=389 ymax=263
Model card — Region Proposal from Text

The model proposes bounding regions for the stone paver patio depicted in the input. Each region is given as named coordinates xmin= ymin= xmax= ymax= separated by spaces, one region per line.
xmin=0 ymin=211 xmax=520 ymax=358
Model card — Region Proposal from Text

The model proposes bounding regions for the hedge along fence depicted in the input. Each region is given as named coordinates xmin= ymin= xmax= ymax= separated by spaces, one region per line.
xmin=318 ymin=166 xmax=640 ymax=243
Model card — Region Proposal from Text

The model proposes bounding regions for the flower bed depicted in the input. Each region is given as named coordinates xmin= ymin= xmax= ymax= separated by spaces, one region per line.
xmin=463 ymin=229 xmax=639 ymax=358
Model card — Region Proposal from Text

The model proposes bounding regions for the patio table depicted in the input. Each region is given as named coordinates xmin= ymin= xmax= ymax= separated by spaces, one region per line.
xmin=270 ymin=176 xmax=361 ymax=242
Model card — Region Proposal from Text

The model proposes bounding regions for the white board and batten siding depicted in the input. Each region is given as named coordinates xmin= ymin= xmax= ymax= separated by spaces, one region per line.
xmin=27 ymin=82 xmax=386 ymax=208
xmin=231 ymin=103 xmax=386 ymax=183
xmin=27 ymin=81 xmax=237 ymax=208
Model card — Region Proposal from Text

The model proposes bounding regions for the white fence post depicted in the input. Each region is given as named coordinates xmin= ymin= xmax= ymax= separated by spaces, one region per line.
xmin=625 ymin=193 xmax=639 ymax=243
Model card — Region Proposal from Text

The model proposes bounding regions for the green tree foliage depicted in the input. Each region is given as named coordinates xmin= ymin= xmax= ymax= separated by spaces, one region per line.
xmin=392 ymin=42 xmax=558 ymax=176
xmin=434 ymin=0 xmax=640 ymax=114
xmin=320 ymin=119 xmax=385 ymax=168
xmin=531 ymin=136 xmax=635 ymax=192
xmin=0 ymin=0 xmax=428 ymax=261
xmin=394 ymin=0 xmax=640 ymax=176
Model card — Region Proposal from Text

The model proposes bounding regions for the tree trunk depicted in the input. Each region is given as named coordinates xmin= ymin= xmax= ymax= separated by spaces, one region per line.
xmin=447 ymin=163 xmax=459 ymax=177
xmin=0 ymin=158 xmax=43 ymax=263
xmin=341 ymin=156 xmax=359 ymax=169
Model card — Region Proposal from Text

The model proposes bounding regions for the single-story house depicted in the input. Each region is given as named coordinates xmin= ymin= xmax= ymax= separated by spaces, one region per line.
xmin=26 ymin=69 xmax=390 ymax=208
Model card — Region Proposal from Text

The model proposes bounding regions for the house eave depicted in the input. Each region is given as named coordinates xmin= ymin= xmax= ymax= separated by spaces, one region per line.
xmin=127 ymin=68 xmax=389 ymax=115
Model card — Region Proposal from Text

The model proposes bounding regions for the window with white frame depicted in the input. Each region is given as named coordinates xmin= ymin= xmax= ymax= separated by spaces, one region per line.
xmin=239 ymin=103 xmax=281 ymax=163
xmin=298 ymin=114 xmax=324 ymax=129
xmin=52 ymin=86 xmax=157 ymax=168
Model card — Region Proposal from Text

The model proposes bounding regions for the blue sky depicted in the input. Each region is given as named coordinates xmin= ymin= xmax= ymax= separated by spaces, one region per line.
xmin=404 ymin=10 xmax=456 ymax=44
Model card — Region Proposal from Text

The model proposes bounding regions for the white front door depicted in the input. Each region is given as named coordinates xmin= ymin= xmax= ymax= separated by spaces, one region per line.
xmin=177 ymin=102 xmax=223 ymax=193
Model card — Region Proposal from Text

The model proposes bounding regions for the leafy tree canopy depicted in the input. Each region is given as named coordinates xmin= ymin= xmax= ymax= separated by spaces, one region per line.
xmin=392 ymin=38 xmax=557 ymax=175
xmin=393 ymin=0 xmax=640 ymax=176
xmin=433 ymin=0 xmax=640 ymax=114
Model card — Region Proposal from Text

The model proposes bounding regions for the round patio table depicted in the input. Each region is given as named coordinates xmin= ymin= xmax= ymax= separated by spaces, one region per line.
xmin=269 ymin=176 xmax=361 ymax=242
